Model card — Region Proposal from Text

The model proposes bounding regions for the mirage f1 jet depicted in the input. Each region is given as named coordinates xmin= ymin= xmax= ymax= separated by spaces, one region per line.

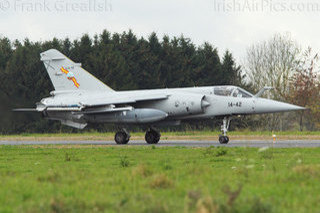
xmin=14 ymin=49 xmax=305 ymax=144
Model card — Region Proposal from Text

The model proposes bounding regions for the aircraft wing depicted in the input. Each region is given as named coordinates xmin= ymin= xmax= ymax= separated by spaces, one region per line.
xmin=14 ymin=93 xmax=169 ymax=113
xmin=79 ymin=93 xmax=169 ymax=107
xmin=73 ymin=106 xmax=134 ymax=115
xmin=12 ymin=108 xmax=38 ymax=112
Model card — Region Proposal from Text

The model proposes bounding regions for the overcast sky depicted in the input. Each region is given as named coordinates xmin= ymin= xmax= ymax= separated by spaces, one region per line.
xmin=0 ymin=0 xmax=320 ymax=63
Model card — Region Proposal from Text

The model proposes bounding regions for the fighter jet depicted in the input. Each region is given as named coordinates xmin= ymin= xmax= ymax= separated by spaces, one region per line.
xmin=14 ymin=49 xmax=305 ymax=144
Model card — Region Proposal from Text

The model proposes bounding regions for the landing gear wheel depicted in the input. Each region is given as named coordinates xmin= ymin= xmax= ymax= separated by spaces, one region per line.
xmin=219 ymin=117 xmax=231 ymax=144
xmin=219 ymin=135 xmax=229 ymax=144
xmin=115 ymin=130 xmax=130 ymax=145
xmin=145 ymin=129 xmax=161 ymax=144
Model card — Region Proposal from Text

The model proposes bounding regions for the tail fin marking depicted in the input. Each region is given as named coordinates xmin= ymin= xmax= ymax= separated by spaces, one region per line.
xmin=40 ymin=49 xmax=114 ymax=92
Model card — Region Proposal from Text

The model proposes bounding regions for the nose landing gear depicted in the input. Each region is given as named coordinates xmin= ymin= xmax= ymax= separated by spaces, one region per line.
xmin=219 ymin=117 xmax=231 ymax=144
xmin=219 ymin=135 xmax=229 ymax=144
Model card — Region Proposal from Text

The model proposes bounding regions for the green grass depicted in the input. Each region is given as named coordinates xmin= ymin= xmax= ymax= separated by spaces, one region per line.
xmin=1 ymin=146 xmax=320 ymax=212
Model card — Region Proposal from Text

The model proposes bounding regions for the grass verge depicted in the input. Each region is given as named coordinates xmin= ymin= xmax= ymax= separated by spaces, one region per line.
xmin=0 ymin=146 xmax=320 ymax=212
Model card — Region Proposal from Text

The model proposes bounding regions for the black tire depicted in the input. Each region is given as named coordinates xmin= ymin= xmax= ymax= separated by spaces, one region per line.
xmin=115 ymin=131 xmax=129 ymax=144
xmin=145 ymin=130 xmax=160 ymax=144
xmin=219 ymin=135 xmax=225 ymax=144
xmin=225 ymin=136 xmax=229 ymax=144
xmin=219 ymin=135 xmax=229 ymax=144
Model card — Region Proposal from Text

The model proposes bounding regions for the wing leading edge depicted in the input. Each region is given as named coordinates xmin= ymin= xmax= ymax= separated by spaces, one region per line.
xmin=79 ymin=93 xmax=169 ymax=107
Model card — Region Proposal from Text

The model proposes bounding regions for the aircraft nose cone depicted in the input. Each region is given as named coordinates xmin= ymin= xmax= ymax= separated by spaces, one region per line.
xmin=255 ymin=98 xmax=306 ymax=114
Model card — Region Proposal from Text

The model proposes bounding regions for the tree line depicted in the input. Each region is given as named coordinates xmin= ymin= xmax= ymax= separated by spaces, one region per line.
xmin=1 ymin=30 xmax=319 ymax=133
xmin=245 ymin=34 xmax=320 ymax=131
xmin=0 ymin=30 xmax=247 ymax=134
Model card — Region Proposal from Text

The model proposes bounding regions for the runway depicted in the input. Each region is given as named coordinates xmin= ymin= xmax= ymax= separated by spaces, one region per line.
xmin=1 ymin=140 xmax=320 ymax=148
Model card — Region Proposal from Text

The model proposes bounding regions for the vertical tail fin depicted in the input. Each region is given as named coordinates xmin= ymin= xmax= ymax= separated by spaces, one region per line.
xmin=40 ymin=49 xmax=114 ymax=92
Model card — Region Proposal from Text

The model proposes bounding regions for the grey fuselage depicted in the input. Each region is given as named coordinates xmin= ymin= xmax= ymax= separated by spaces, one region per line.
xmin=41 ymin=85 xmax=304 ymax=127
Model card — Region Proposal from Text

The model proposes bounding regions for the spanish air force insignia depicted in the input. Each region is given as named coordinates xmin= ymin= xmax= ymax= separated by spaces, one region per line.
xmin=60 ymin=67 xmax=80 ymax=88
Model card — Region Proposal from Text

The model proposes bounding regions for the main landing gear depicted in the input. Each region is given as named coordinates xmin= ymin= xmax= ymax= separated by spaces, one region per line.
xmin=115 ymin=129 xmax=131 ymax=144
xmin=145 ymin=128 xmax=161 ymax=144
xmin=114 ymin=128 xmax=161 ymax=145
xmin=219 ymin=117 xmax=231 ymax=144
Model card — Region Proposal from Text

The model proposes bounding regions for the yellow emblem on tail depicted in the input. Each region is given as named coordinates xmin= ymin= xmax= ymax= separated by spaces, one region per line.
xmin=60 ymin=67 xmax=80 ymax=88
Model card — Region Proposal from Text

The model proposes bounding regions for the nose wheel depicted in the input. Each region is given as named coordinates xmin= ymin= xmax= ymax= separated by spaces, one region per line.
xmin=219 ymin=135 xmax=229 ymax=144
xmin=115 ymin=129 xmax=130 ymax=144
xmin=145 ymin=128 xmax=161 ymax=144
xmin=219 ymin=117 xmax=231 ymax=144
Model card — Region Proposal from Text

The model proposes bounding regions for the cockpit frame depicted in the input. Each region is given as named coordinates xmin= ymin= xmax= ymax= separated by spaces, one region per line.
xmin=213 ymin=86 xmax=253 ymax=98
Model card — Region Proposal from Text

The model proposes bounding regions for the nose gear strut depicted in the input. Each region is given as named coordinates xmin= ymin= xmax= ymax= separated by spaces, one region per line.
xmin=219 ymin=117 xmax=231 ymax=144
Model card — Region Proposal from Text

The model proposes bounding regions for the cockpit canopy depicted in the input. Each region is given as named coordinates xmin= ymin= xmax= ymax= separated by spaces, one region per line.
xmin=213 ymin=86 xmax=253 ymax=98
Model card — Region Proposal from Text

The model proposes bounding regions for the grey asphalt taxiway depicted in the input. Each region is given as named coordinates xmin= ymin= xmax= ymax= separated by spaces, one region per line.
xmin=1 ymin=140 xmax=320 ymax=148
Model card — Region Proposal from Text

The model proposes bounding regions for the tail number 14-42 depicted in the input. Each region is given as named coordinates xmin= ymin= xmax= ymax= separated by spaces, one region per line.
xmin=228 ymin=102 xmax=242 ymax=107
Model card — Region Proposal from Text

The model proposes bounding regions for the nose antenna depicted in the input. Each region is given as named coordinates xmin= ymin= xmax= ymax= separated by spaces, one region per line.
xmin=255 ymin=86 xmax=273 ymax=98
